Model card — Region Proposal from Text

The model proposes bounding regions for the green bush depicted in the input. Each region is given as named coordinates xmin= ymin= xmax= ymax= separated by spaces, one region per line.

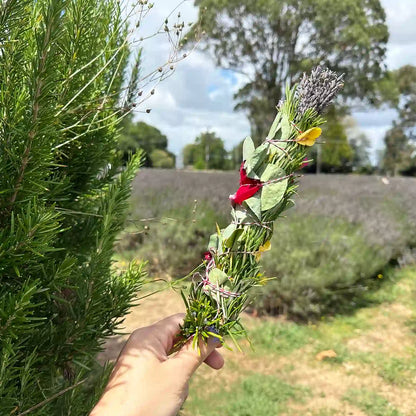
xmin=150 ymin=149 xmax=175 ymax=168
xmin=0 ymin=1 xmax=145 ymax=413
xmin=257 ymin=215 xmax=386 ymax=318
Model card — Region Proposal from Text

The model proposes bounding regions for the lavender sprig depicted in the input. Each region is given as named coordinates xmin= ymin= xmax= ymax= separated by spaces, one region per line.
xmin=297 ymin=66 xmax=344 ymax=115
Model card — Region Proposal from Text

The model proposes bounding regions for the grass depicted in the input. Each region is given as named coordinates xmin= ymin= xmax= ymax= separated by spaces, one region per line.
xmin=344 ymin=389 xmax=405 ymax=416
xmin=180 ymin=266 xmax=416 ymax=416
xmin=187 ymin=374 xmax=310 ymax=416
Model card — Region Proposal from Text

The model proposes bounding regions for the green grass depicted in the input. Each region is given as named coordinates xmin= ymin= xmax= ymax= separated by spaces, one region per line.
xmin=344 ymin=389 xmax=405 ymax=416
xmin=187 ymin=374 xmax=310 ymax=416
xmin=248 ymin=320 xmax=315 ymax=354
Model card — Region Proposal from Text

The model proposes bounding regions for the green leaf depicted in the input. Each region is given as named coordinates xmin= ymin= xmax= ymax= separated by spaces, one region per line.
xmin=261 ymin=178 xmax=288 ymax=211
xmin=246 ymin=143 xmax=268 ymax=178
xmin=281 ymin=113 xmax=292 ymax=141
xmin=208 ymin=233 xmax=220 ymax=251
xmin=209 ymin=268 xmax=229 ymax=285
xmin=260 ymin=164 xmax=285 ymax=182
xmin=266 ymin=112 xmax=282 ymax=140
xmin=232 ymin=206 xmax=249 ymax=223
xmin=244 ymin=193 xmax=262 ymax=220
xmin=222 ymin=224 xmax=244 ymax=248
xmin=242 ymin=136 xmax=255 ymax=161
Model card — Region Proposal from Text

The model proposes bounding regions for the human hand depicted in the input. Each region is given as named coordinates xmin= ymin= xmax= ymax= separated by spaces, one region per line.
xmin=90 ymin=313 xmax=224 ymax=416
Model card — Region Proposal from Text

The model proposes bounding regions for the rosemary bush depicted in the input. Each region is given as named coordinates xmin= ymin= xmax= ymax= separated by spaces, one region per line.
xmin=0 ymin=0 xmax=192 ymax=413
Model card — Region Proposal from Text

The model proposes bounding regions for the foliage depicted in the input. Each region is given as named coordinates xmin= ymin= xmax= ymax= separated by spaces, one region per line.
xmin=258 ymin=215 xmax=384 ymax=318
xmin=192 ymin=0 xmax=388 ymax=141
xmin=176 ymin=68 xmax=344 ymax=346
xmin=150 ymin=149 xmax=175 ymax=168
xmin=118 ymin=117 xmax=175 ymax=167
xmin=0 ymin=0 xmax=150 ymax=413
xmin=382 ymin=65 xmax=416 ymax=176
xmin=349 ymin=133 xmax=373 ymax=173
xmin=393 ymin=65 xmax=416 ymax=132
xmin=383 ymin=125 xmax=416 ymax=176
xmin=183 ymin=131 xmax=231 ymax=170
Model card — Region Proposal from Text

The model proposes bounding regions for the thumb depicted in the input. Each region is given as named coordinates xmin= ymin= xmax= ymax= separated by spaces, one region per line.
xmin=173 ymin=335 xmax=221 ymax=376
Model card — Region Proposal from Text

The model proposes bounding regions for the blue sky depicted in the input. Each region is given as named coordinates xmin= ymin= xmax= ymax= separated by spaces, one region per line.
xmin=133 ymin=0 xmax=416 ymax=165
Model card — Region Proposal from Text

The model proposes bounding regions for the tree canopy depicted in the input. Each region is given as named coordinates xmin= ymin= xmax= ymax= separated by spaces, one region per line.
xmin=118 ymin=118 xmax=175 ymax=167
xmin=382 ymin=65 xmax=416 ymax=176
xmin=183 ymin=131 xmax=230 ymax=170
xmin=193 ymin=0 xmax=388 ymax=141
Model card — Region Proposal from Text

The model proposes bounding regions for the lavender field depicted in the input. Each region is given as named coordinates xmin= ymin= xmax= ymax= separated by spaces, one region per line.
xmin=119 ymin=169 xmax=416 ymax=318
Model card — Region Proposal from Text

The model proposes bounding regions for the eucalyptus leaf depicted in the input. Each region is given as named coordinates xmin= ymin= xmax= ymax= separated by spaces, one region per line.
xmin=244 ymin=193 xmax=262 ymax=220
xmin=242 ymin=136 xmax=255 ymax=162
xmin=222 ymin=223 xmax=236 ymax=240
xmin=232 ymin=206 xmax=249 ymax=223
xmin=208 ymin=233 xmax=219 ymax=251
xmin=209 ymin=268 xmax=229 ymax=286
xmin=261 ymin=178 xmax=288 ymax=211
xmin=225 ymin=228 xmax=244 ymax=248
xmin=222 ymin=223 xmax=241 ymax=248
xmin=260 ymin=164 xmax=285 ymax=182
xmin=246 ymin=143 xmax=268 ymax=178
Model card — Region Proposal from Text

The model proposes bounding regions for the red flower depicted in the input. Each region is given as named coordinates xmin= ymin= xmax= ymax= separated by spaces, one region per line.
xmin=301 ymin=157 xmax=309 ymax=168
xmin=204 ymin=251 xmax=212 ymax=261
xmin=229 ymin=162 xmax=262 ymax=205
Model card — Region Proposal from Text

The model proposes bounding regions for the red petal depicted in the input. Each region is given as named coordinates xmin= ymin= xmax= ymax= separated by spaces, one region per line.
xmin=240 ymin=162 xmax=262 ymax=186
xmin=231 ymin=184 xmax=262 ymax=205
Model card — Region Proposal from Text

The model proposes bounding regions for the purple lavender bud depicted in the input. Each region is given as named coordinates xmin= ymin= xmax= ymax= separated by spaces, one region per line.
xmin=297 ymin=66 xmax=344 ymax=115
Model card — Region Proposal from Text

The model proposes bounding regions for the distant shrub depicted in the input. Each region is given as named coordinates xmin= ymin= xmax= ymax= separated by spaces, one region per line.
xmin=256 ymin=215 xmax=386 ymax=318
xmin=149 ymin=149 xmax=175 ymax=168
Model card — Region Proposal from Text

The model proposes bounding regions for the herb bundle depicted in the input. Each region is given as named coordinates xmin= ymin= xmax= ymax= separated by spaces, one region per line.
xmin=179 ymin=67 xmax=344 ymax=349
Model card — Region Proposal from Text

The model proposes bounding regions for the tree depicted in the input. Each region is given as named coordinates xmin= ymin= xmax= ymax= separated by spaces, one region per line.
xmin=382 ymin=65 xmax=416 ymax=175
xmin=183 ymin=131 xmax=230 ymax=170
xmin=0 ymin=0 xmax=181 ymax=413
xmin=350 ymin=133 xmax=373 ymax=173
xmin=344 ymin=116 xmax=373 ymax=173
xmin=192 ymin=0 xmax=388 ymax=142
xmin=118 ymin=118 xmax=175 ymax=167
xmin=150 ymin=149 xmax=176 ymax=168
xmin=383 ymin=125 xmax=416 ymax=176
xmin=393 ymin=65 xmax=416 ymax=134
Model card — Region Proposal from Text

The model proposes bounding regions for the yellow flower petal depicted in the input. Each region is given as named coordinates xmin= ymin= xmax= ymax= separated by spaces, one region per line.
xmin=296 ymin=127 xmax=322 ymax=146
xmin=259 ymin=240 xmax=271 ymax=253
xmin=255 ymin=240 xmax=271 ymax=262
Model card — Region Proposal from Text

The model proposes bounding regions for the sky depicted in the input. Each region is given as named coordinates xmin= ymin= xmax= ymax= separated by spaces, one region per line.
xmin=131 ymin=0 xmax=416 ymax=165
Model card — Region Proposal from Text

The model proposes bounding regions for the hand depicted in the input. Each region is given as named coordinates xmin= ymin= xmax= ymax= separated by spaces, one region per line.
xmin=91 ymin=313 xmax=224 ymax=416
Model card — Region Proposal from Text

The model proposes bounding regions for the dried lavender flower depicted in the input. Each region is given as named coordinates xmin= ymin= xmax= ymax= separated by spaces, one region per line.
xmin=297 ymin=66 xmax=344 ymax=115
